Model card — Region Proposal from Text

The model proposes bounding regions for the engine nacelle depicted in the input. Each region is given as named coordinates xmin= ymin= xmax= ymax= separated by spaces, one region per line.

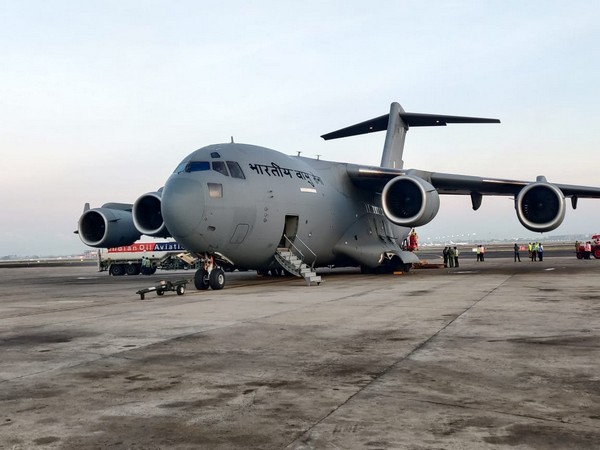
xmin=515 ymin=182 xmax=566 ymax=232
xmin=78 ymin=207 xmax=141 ymax=248
xmin=133 ymin=191 xmax=170 ymax=238
xmin=381 ymin=175 xmax=440 ymax=227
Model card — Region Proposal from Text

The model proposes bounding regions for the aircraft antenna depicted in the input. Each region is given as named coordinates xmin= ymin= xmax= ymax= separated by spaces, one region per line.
xmin=316 ymin=154 xmax=321 ymax=160
xmin=297 ymin=151 xmax=302 ymax=156
xmin=230 ymin=136 xmax=235 ymax=143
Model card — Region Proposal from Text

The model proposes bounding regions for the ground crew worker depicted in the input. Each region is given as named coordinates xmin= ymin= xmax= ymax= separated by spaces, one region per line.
xmin=538 ymin=243 xmax=544 ymax=261
xmin=514 ymin=243 xmax=521 ymax=262
xmin=409 ymin=229 xmax=419 ymax=251
xmin=141 ymin=256 xmax=152 ymax=275
xmin=453 ymin=246 xmax=460 ymax=268
xmin=528 ymin=242 xmax=532 ymax=259
xmin=584 ymin=241 xmax=592 ymax=259
xmin=448 ymin=247 xmax=455 ymax=268
xmin=442 ymin=247 xmax=449 ymax=268
xmin=476 ymin=245 xmax=481 ymax=262
xmin=532 ymin=242 xmax=538 ymax=261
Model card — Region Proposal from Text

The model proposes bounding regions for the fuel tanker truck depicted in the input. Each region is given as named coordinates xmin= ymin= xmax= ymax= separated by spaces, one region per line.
xmin=98 ymin=241 xmax=197 ymax=276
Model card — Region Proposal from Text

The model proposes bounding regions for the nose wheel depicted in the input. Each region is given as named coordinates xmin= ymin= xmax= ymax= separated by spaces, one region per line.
xmin=194 ymin=267 xmax=225 ymax=290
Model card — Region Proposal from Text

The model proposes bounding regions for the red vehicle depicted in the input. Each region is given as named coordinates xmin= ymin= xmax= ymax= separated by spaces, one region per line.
xmin=576 ymin=235 xmax=600 ymax=259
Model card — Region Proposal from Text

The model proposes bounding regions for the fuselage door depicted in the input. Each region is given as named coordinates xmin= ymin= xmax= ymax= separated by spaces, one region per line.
xmin=280 ymin=215 xmax=299 ymax=248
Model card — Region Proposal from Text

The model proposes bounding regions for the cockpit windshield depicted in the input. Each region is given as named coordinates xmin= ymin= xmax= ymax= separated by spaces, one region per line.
xmin=227 ymin=161 xmax=246 ymax=179
xmin=212 ymin=161 xmax=228 ymax=176
xmin=174 ymin=160 xmax=245 ymax=179
xmin=185 ymin=161 xmax=210 ymax=172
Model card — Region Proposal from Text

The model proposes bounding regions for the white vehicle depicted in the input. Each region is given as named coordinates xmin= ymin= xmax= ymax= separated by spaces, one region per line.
xmin=98 ymin=241 xmax=193 ymax=276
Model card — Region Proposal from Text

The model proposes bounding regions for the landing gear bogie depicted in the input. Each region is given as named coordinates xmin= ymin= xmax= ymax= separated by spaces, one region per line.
xmin=194 ymin=266 xmax=226 ymax=290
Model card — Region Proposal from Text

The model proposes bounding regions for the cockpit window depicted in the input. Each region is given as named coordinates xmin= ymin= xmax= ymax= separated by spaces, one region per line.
xmin=226 ymin=161 xmax=246 ymax=179
xmin=175 ymin=160 xmax=244 ymax=179
xmin=174 ymin=162 xmax=188 ymax=174
xmin=212 ymin=161 xmax=229 ymax=176
xmin=185 ymin=161 xmax=210 ymax=172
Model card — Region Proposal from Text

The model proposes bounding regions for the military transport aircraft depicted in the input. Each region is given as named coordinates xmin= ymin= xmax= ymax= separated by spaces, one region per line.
xmin=77 ymin=102 xmax=600 ymax=289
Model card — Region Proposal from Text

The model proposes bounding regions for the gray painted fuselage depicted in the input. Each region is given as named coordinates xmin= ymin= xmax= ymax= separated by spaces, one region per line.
xmin=161 ymin=143 xmax=410 ymax=270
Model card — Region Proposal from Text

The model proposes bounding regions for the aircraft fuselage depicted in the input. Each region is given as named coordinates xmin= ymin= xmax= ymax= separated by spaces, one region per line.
xmin=160 ymin=143 xmax=410 ymax=270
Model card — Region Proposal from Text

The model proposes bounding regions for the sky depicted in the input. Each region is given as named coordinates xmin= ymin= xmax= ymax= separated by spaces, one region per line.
xmin=1 ymin=0 xmax=599 ymax=255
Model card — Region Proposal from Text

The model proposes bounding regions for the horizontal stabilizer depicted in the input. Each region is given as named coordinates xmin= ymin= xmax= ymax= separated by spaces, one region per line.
xmin=321 ymin=112 xmax=500 ymax=140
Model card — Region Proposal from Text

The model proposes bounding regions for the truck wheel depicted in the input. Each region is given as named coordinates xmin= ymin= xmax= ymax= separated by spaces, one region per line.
xmin=194 ymin=268 xmax=210 ymax=290
xmin=576 ymin=252 xmax=584 ymax=260
xmin=126 ymin=264 xmax=141 ymax=276
xmin=110 ymin=264 xmax=125 ymax=276
xmin=176 ymin=285 xmax=185 ymax=295
xmin=157 ymin=290 xmax=164 ymax=296
xmin=593 ymin=247 xmax=600 ymax=259
xmin=209 ymin=268 xmax=226 ymax=290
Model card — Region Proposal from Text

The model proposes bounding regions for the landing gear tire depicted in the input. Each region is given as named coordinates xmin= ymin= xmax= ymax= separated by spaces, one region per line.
xmin=401 ymin=263 xmax=412 ymax=273
xmin=194 ymin=268 xmax=210 ymax=290
xmin=360 ymin=265 xmax=374 ymax=274
xmin=110 ymin=264 xmax=125 ymax=276
xmin=209 ymin=268 xmax=226 ymax=290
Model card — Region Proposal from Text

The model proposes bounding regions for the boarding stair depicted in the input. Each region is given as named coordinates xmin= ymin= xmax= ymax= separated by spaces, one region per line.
xmin=274 ymin=236 xmax=322 ymax=286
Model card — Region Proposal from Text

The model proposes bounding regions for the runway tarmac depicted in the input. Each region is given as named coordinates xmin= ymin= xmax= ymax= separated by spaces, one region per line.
xmin=1 ymin=256 xmax=599 ymax=449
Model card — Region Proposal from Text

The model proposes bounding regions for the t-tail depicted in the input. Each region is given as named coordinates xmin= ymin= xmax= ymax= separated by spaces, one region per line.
xmin=321 ymin=102 xmax=500 ymax=169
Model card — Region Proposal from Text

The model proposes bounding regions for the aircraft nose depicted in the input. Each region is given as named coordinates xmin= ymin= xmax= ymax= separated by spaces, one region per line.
xmin=161 ymin=175 xmax=205 ymax=238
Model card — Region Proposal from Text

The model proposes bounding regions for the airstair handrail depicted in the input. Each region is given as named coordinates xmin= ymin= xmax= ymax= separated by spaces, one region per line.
xmin=283 ymin=234 xmax=316 ymax=269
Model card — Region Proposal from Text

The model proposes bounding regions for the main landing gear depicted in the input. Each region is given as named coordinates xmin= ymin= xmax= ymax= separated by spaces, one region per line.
xmin=194 ymin=254 xmax=226 ymax=290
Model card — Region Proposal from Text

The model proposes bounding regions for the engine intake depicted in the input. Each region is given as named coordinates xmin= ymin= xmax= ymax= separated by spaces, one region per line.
xmin=133 ymin=191 xmax=170 ymax=237
xmin=78 ymin=207 xmax=140 ymax=248
xmin=382 ymin=175 xmax=440 ymax=227
xmin=515 ymin=181 xmax=566 ymax=232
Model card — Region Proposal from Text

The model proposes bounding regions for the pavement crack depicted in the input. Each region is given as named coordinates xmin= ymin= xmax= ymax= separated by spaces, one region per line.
xmin=285 ymin=274 xmax=514 ymax=448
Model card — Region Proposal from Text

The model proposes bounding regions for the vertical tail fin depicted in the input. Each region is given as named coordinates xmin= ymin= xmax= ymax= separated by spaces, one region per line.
xmin=320 ymin=102 xmax=500 ymax=169
xmin=380 ymin=102 xmax=408 ymax=169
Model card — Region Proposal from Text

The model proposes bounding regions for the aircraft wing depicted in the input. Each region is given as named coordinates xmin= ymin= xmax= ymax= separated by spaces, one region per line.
xmin=346 ymin=164 xmax=600 ymax=198
xmin=346 ymin=163 xmax=600 ymax=232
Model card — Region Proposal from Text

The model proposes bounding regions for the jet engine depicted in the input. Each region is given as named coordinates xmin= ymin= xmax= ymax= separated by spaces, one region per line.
xmin=381 ymin=175 xmax=440 ymax=227
xmin=515 ymin=181 xmax=566 ymax=232
xmin=132 ymin=191 xmax=170 ymax=238
xmin=78 ymin=205 xmax=141 ymax=248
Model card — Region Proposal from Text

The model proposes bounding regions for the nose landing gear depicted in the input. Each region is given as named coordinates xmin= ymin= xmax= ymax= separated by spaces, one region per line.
xmin=194 ymin=254 xmax=226 ymax=290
